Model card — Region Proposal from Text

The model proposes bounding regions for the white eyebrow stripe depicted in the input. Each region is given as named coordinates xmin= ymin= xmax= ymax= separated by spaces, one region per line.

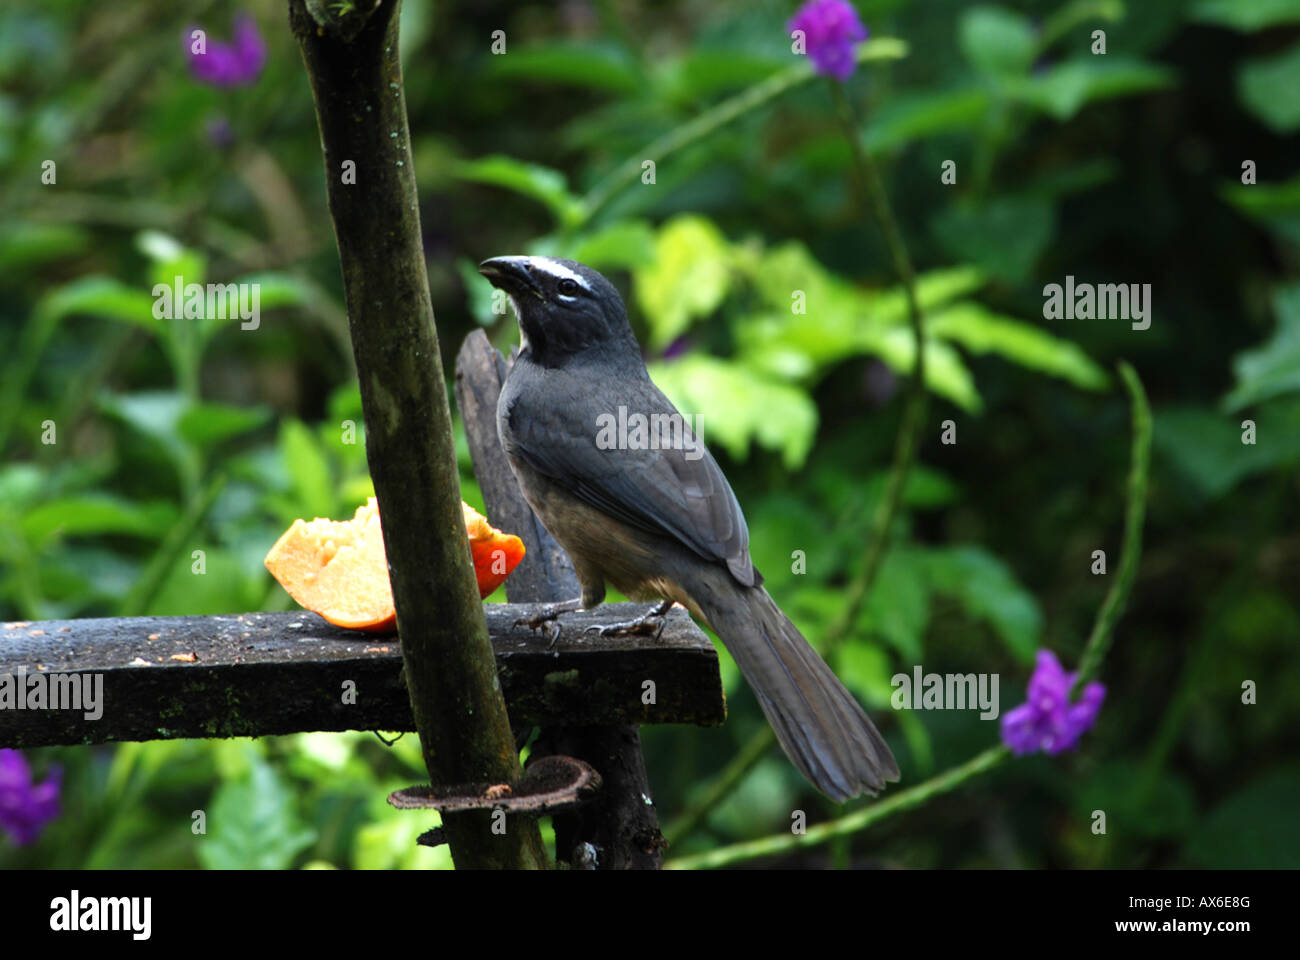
xmin=524 ymin=257 xmax=593 ymax=293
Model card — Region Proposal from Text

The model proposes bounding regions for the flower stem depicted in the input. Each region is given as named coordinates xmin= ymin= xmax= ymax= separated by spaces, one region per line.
xmin=667 ymin=746 xmax=1009 ymax=870
xmin=577 ymin=39 xmax=908 ymax=227
xmin=1073 ymin=361 xmax=1150 ymax=694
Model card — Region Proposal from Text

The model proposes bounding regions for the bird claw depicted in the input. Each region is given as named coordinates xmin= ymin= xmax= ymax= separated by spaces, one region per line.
xmin=515 ymin=601 xmax=582 ymax=648
xmin=584 ymin=614 xmax=667 ymax=640
xmin=515 ymin=613 xmax=563 ymax=647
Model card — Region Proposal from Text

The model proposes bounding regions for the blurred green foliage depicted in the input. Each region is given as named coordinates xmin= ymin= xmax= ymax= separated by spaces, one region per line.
xmin=1 ymin=0 xmax=1297 ymax=868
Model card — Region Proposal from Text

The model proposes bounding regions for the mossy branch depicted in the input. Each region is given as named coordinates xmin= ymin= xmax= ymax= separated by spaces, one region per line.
xmin=289 ymin=0 xmax=547 ymax=869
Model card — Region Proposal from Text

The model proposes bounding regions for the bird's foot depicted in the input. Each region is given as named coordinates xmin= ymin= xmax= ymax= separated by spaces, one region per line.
xmin=585 ymin=600 xmax=674 ymax=640
xmin=515 ymin=598 xmax=583 ymax=648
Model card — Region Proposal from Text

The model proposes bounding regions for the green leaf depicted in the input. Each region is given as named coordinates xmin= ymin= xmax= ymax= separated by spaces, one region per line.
xmin=279 ymin=418 xmax=335 ymax=519
xmin=136 ymin=230 xmax=185 ymax=264
xmin=1223 ymin=284 xmax=1300 ymax=410
xmin=190 ymin=274 xmax=300 ymax=343
xmin=735 ymin=239 xmax=985 ymax=381
xmin=931 ymin=194 xmax=1055 ymax=284
xmin=1220 ymin=173 xmax=1300 ymax=220
xmin=327 ymin=383 xmax=365 ymax=425
xmin=836 ymin=640 xmax=898 ymax=710
xmin=634 ymin=215 xmax=732 ymax=348
xmin=42 ymin=545 xmax=139 ymax=613
xmin=865 ymin=327 xmax=984 ymax=412
xmin=747 ymin=494 xmax=835 ymax=588
xmin=198 ymin=759 xmax=317 ymax=869
xmin=1185 ymin=767 xmax=1300 ymax=867
xmin=0 ymin=223 xmax=90 ymax=272
xmin=355 ymin=807 xmax=453 ymax=870
xmin=21 ymin=495 xmax=176 ymax=546
xmin=928 ymin=302 xmax=1110 ymax=390
xmin=859 ymin=466 xmax=963 ymax=512
xmin=39 ymin=276 xmax=161 ymax=336
xmin=864 ymin=88 xmax=992 ymax=152
xmin=0 ymin=463 xmax=45 ymax=508
xmin=455 ymin=256 xmax=501 ymax=326
xmin=1192 ymin=0 xmax=1300 ymax=31
xmin=744 ymin=241 xmax=842 ymax=321
xmin=663 ymin=49 xmax=786 ymax=102
xmin=456 ymin=155 xmax=584 ymax=227
xmin=485 ymin=43 xmax=644 ymax=95
xmin=923 ymin=545 xmax=1041 ymax=662
xmin=1221 ymin=174 xmax=1300 ymax=247
xmin=1020 ymin=158 xmax=1120 ymax=199
xmin=1156 ymin=402 xmax=1300 ymax=499
xmin=231 ymin=272 xmax=312 ymax=311
xmin=562 ymin=220 xmax=656 ymax=270
xmin=98 ymin=390 xmax=191 ymax=471
xmin=137 ymin=230 xmax=206 ymax=296
xmin=148 ymin=546 xmax=263 ymax=616
xmin=869 ymin=267 xmax=990 ymax=325
xmin=1238 ymin=40 xmax=1300 ymax=134
xmin=861 ymin=548 xmax=932 ymax=660
xmin=647 ymin=354 xmax=817 ymax=468
xmin=177 ymin=402 xmax=272 ymax=450
xmin=1010 ymin=58 xmax=1175 ymax=120
xmin=959 ymin=7 xmax=1038 ymax=77
xmin=727 ymin=239 xmax=990 ymax=410
xmin=1078 ymin=760 xmax=1197 ymax=841
xmin=900 ymin=466 xmax=962 ymax=508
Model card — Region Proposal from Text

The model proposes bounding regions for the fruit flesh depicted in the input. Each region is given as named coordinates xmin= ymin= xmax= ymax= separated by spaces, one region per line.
xmin=264 ymin=498 xmax=395 ymax=631
xmin=265 ymin=498 xmax=525 ymax=632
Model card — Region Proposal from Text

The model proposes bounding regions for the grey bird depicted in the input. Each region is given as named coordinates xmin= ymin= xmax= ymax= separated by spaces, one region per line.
xmin=479 ymin=255 xmax=900 ymax=801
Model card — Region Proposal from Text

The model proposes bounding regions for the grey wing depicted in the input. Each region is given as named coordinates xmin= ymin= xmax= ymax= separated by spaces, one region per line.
xmin=503 ymin=376 xmax=759 ymax=588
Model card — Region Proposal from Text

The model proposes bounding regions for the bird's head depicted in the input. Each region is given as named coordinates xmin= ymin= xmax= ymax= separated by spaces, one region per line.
xmin=478 ymin=256 xmax=636 ymax=367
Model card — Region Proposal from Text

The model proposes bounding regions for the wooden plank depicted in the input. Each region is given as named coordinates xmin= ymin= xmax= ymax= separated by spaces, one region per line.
xmin=0 ymin=604 xmax=724 ymax=749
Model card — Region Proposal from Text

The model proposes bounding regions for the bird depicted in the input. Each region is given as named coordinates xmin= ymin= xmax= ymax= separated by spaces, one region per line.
xmin=479 ymin=255 xmax=900 ymax=802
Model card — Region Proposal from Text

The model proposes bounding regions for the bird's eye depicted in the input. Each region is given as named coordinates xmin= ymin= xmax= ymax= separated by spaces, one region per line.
xmin=558 ymin=278 xmax=579 ymax=296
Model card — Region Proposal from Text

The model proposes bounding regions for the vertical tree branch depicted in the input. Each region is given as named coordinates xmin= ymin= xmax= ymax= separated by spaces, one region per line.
xmin=289 ymin=0 xmax=547 ymax=869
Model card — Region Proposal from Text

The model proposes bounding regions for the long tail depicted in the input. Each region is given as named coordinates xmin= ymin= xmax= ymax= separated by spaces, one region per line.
xmin=694 ymin=578 xmax=900 ymax=802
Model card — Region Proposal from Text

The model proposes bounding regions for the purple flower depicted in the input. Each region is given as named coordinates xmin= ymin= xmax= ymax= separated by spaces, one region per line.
xmin=1000 ymin=650 xmax=1106 ymax=756
xmin=0 ymin=749 xmax=61 ymax=847
xmin=788 ymin=0 xmax=868 ymax=82
xmin=185 ymin=14 xmax=267 ymax=88
xmin=661 ymin=335 xmax=692 ymax=361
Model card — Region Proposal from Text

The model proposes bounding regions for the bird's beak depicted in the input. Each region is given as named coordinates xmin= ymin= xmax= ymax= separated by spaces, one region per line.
xmin=479 ymin=256 xmax=543 ymax=301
